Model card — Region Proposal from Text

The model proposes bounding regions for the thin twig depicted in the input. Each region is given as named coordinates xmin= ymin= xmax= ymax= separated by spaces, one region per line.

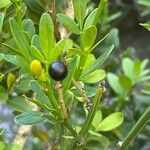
xmin=51 ymin=0 xmax=61 ymax=41
xmin=55 ymin=82 xmax=68 ymax=120
xmin=72 ymin=79 xmax=92 ymax=111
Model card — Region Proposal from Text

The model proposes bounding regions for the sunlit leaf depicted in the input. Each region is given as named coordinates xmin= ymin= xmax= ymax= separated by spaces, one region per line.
xmin=97 ymin=112 xmax=124 ymax=131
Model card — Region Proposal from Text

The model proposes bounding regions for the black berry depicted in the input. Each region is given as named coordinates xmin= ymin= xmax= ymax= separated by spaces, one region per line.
xmin=49 ymin=61 xmax=68 ymax=81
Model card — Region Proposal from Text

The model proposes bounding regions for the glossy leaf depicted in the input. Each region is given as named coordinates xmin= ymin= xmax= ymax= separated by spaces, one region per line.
xmin=81 ymin=45 xmax=114 ymax=77
xmin=82 ymin=25 xmax=97 ymax=51
xmin=57 ymin=13 xmax=80 ymax=34
xmin=39 ymin=13 xmax=54 ymax=59
xmin=14 ymin=111 xmax=45 ymax=125
xmin=97 ymin=112 xmax=124 ymax=131
xmin=81 ymin=69 xmax=106 ymax=83
xmin=73 ymin=0 xmax=88 ymax=29
xmin=6 ymin=96 xmax=31 ymax=112
xmin=63 ymin=55 xmax=79 ymax=93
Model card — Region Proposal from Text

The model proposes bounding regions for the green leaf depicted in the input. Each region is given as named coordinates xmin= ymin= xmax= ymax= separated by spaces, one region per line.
xmin=107 ymin=73 xmax=125 ymax=96
xmin=141 ymin=59 xmax=149 ymax=71
xmin=0 ymin=86 xmax=8 ymax=101
xmin=0 ymin=74 xmax=4 ymax=82
xmin=122 ymin=58 xmax=135 ymax=83
xmin=81 ymin=45 xmax=114 ymax=77
xmin=63 ymin=55 xmax=79 ymax=93
xmin=48 ymin=39 xmax=66 ymax=62
xmin=7 ymin=96 xmax=31 ymax=112
xmin=97 ymin=112 xmax=124 ymax=131
xmin=4 ymin=55 xmax=29 ymax=71
xmin=9 ymin=18 xmax=31 ymax=61
xmin=133 ymin=59 xmax=141 ymax=76
xmin=7 ymin=72 xmax=15 ymax=89
xmin=79 ymin=87 xmax=103 ymax=137
xmin=31 ymin=34 xmax=42 ymax=50
xmin=83 ymin=54 xmax=96 ymax=69
xmin=92 ymin=109 xmax=102 ymax=129
xmin=0 ymin=128 xmax=4 ymax=135
xmin=138 ymin=0 xmax=150 ymax=7
xmin=14 ymin=111 xmax=45 ymax=125
xmin=84 ymin=8 xmax=98 ymax=29
xmin=2 ymin=43 xmax=21 ymax=55
xmin=39 ymin=13 xmax=54 ymax=59
xmin=73 ymin=0 xmax=88 ymax=29
xmin=88 ymin=131 xmax=109 ymax=150
xmin=30 ymin=46 xmax=45 ymax=63
xmin=82 ymin=25 xmax=97 ymax=51
xmin=30 ymin=80 xmax=51 ymax=107
xmin=23 ymin=19 xmax=35 ymax=38
xmin=0 ymin=53 xmax=4 ymax=61
xmin=93 ymin=0 xmax=107 ymax=26
xmin=0 ymin=0 xmax=11 ymax=8
xmin=0 ymin=12 xmax=4 ymax=33
xmin=81 ymin=69 xmax=106 ymax=83
xmin=140 ymin=23 xmax=150 ymax=31
xmin=119 ymin=75 xmax=132 ymax=91
xmin=57 ymin=13 xmax=80 ymax=34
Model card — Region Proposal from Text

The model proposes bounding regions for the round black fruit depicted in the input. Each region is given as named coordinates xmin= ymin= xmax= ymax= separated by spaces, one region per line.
xmin=49 ymin=61 xmax=68 ymax=81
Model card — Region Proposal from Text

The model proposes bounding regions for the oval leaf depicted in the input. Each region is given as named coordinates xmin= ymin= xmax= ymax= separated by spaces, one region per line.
xmin=57 ymin=13 xmax=80 ymax=34
xmin=81 ymin=69 xmax=106 ymax=83
xmin=14 ymin=111 xmax=45 ymax=125
xmin=6 ymin=96 xmax=31 ymax=112
xmin=107 ymin=73 xmax=125 ymax=96
xmin=39 ymin=13 xmax=54 ymax=59
xmin=82 ymin=25 xmax=97 ymax=51
xmin=97 ymin=112 xmax=124 ymax=131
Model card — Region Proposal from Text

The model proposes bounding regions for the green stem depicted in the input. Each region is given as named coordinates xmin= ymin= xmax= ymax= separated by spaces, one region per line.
xmin=60 ymin=124 xmax=65 ymax=150
xmin=118 ymin=106 xmax=150 ymax=150
xmin=71 ymin=85 xmax=103 ymax=149
xmin=46 ymin=80 xmax=59 ymax=112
